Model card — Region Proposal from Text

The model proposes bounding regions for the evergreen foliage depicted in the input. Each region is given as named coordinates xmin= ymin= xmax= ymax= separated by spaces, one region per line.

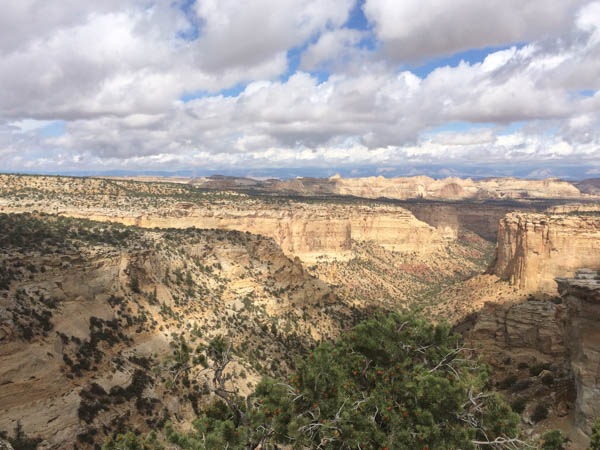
xmin=539 ymin=429 xmax=566 ymax=449
xmin=590 ymin=418 xmax=600 ymax=449
xmin=103 ymin=313 xmax=521 ymax=449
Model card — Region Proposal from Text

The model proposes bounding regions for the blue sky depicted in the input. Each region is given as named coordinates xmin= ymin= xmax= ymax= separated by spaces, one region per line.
xmin=1 ymin=0 xmax=599 ymax=179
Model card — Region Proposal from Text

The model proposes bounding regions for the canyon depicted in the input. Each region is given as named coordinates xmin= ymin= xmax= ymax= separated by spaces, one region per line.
xmin=2 ymin=173 xmax=600 ymax=448
xmin=0 ymin=174 xmax=447 ymax=262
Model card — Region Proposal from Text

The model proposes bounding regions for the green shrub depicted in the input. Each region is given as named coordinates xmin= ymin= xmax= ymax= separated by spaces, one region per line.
xmin=530 ymin=363 xmax=551 ymax=377
xmin=540 ymin=429 xmax=566 ymax=449
xmin=109 ymin=313 xmax=521 ymax=450
xmin=590 ymin=418 xmax=600 ymax=449
xmin=498 ymin=374 xmax=518 ymax=389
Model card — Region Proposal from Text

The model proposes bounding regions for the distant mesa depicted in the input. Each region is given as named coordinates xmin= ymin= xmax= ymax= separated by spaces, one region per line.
xmin=187 ymin=173 xmax=596 ymax=202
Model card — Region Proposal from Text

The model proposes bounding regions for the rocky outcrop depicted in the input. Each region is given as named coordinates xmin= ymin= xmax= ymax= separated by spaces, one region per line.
xmin=67 ymin=204 xmax=446 ymax=262
xmin=573 ymin=178 xmax=600 ymax=195
xmin=330 ymin=176 xmax=584 ymax=200
xmin=0 ymin=439 xmax=14 ymax=450
xmin=545 ymin=203 xmax=600 ymax=214
xmin=469 ymin=269 xmax=600 ymax=435
xmin=556 ymin=269 xmax=600 ymax=432
xmin=491 ymin=212 xmax=600 ymax=294
xmin=469 ymin=299 xmax=568 ymax=366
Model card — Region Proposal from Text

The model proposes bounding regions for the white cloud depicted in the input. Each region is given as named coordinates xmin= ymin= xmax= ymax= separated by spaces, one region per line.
xmin=363 ymin=0 xmax=589 ymax=62
xmin=0 ymin=1 xmax=599 ymax=175
xmin=194 ymin=0 xmax=354 ymax=72
xmin=300 ymin=29 xmax=367 ymax=71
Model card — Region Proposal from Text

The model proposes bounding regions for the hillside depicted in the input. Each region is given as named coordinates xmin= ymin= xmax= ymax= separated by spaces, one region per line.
xmin=0 ymin=213 xmax=363 ymax=448
xmin=0 ymin=174 xmax=505 ymax=318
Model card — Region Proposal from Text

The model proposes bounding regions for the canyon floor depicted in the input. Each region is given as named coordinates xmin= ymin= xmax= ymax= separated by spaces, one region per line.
xmin=1 ymin=174 xmax=599 ymax=449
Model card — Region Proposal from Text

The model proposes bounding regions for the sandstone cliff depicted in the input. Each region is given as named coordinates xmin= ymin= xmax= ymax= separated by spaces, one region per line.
xmin=329 ymin=175 xmax=584 ymax=200
xmin=545 ymin=203 xmax=600 ymax=214
xmin=0 ymin=174 xmax=447 ymax=262
xmin=402 ymin=202 xmax=534 ymax=241
xmin=491 ymin=211 xmax=600 ymax=294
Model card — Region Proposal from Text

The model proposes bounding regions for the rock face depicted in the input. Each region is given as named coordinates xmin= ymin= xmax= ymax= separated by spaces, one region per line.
xmin=574 ymin=178 xmax=600 ymax=195
xmin=403 ymin=202 xmax=533 ymax=241
xmin=556 ymin=270 xmax=600 ymax=432
xmin=545 ymin=203 xmax=600 ymax=214
xmin=330 ymin=176 xmax=584 ymax=200
xmin=491 ymin=211 xmax=600 ymax=294
xmin=0 ymin=439 xmax=14 ymax=450
xmin=60 ymin=203 xmax=446 ymax=262
xmin=469 ymin=299 xmax=568 ymax=365
xmin=469 ymin=269 xmax=600 ymax=434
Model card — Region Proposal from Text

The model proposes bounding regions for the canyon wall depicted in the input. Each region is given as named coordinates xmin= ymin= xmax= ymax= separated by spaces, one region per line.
xmin=491 ymin=211 xmax=600 ymax=294
xmin=556 ymin=270 xmax=600 ymax=432
xmin=469 ymin=270 xmax=600 ymax=435
xmin=0 ymin=175 xmax=450 ymax=262
xmin=1 ymin=204 xmax=446 ymax=263
xmin=403 ymin=202 xmax=531 ymax=241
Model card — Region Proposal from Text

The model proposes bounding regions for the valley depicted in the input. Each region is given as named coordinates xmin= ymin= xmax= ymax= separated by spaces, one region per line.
xmin=1 ymin=173 xmax=599 ymax=449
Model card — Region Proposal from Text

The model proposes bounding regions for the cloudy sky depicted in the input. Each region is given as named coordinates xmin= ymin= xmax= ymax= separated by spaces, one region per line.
xmin=1 ymin=0 xmax=600 ymax=179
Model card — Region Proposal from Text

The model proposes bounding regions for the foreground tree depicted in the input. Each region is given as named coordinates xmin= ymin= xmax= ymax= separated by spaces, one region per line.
xmin=104 ymin=313 xmax=523 ymax=449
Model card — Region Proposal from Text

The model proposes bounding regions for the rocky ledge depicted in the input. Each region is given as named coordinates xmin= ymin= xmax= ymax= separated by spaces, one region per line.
xmin=469 ymin=269 xmax=600 ymax=437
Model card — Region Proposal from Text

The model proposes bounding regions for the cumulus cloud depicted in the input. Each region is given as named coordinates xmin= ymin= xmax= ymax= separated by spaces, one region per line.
xmin=300 ymin=29 xmax=368 ymax=71
xmin=0 ymin=0 xmax=599 ymax=175
xmin=363 ymin=0 xmax=589 ymax=62
xmin=194 ymin=0 xmax=354 ymax=72
xmin=0 ymin=0 xmax=355 ymax=120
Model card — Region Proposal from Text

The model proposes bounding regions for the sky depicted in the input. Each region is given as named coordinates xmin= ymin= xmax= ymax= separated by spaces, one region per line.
xmin=1 ymin=0 xmax=600 ymax=179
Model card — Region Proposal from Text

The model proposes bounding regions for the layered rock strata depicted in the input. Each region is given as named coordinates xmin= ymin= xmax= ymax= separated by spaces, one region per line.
xmin=0 ymin=174 xmax=448 ymax=262
xmin=403 ymin=202 xmax=531 ymax=241
xmin=492 ymin=212 xmax=600 ymax=294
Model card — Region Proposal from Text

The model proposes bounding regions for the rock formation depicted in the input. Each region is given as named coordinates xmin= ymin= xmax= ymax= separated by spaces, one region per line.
xmin=556 ymin=269 xmax=600 ymax=432
xmin=491 ymin=211 xmax=600 ymax=294
xmin=0 ymin=214 xmax=348 ymax=448
xmin=0 ymin=174 xmax=448 ymax=262
xmin=574 ymin=178 xmax=600 ymax=195
xmin=469 ymin=269 xmax=600 ymax=437
xmin=403 ymin=202 xmax=535 ymax=241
